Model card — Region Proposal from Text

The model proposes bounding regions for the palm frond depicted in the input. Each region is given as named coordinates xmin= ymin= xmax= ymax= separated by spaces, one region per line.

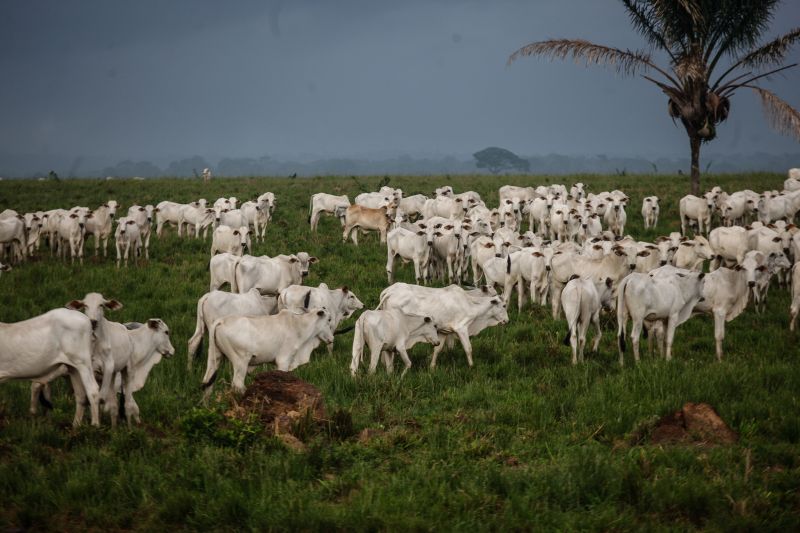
xmin=750 ymin=86 xmax=800 ymax=141
xmin=508 ymin=39 xmax=653 ymax=76
xmin=707 ymin=0 xmax=781 ymax=74
xmin=742 ymin=28 xmax=800 ymax=69
xmin=719 ymin=63 xmax=798 ymax=96
xmin=620 ymin=0 xmax=678 ymax=61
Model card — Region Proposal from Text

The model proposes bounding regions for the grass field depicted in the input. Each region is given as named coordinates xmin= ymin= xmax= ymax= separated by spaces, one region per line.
xmin=0 ymin=173 xmax=798 ymax=531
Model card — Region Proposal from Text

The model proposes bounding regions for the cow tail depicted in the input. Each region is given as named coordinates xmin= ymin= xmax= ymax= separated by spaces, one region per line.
xmin=201 ymin=319 xmax=224 ymax=389
xmin=232 ymin=262 xmax=242 ymax=294
xmin=187 ymin=294 xmax=208 ymax=364
xmin=617 ymin=278 xmax=628 ymax=352
xmin=506 ymin=254 xmax=511 ymax=275
xmin=350 ymin=315 xmax=365 ymax=374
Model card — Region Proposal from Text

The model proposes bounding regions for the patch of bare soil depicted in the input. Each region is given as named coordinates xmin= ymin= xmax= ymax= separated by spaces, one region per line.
xmin=648 ymin=402 xmax=738 ymax=446
xmin=225 ymin=371 xmax=326 ymax=439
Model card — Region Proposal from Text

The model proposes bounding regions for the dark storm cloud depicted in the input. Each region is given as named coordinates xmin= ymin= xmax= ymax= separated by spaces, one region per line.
xmin=1 ymin=0 xmax=798 ymax=164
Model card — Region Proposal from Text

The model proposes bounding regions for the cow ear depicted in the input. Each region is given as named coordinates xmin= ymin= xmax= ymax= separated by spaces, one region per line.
xmin=668 ymin=246 xmax=678 ymax=252
xmin=444 ymin=225 xmax=453 ymax=230
xmin=490 ymin=298 xmax=500 ymax=305
xmin=434 ymin=232 xmax=443 ymax=237
xmin=309 ymin=256 xmax=319 ymax=263
xmin=734 ymin=264 xmax=743 ymax=271
xmin=70 ymin=214 xmax=77 ymax=218
xmin=637 ymin=251 xmax=650 ymax=257
xmin=697 ymin=272 xmax=705 ymax=280
xmin=772 ymin=237 xmax=782 ymax=242
xmin=481 ymin=285 xmax=489 ymax=293
xmin=147 ymin=319 xmax=160 ymax=330
xmin=424 ymin=316 xmax=432 ymax=323
xmin=418 ymin=223 xmax=426 ymax=229
xmin=233 ymin=230 xmax=239 ymax=235
xmin=469 ymin=232 xmax=478 ymax=237
xmin=127 ymin=220 xmax=136 ymax=225
xmin=290 ymin=257 xmax=299 ymax=263
xmin=66 ymin=300 xmax=85 ymax=310
xmin=416 ymin=230 xmax=425 ymax=236
xmin=139 ymin=207 xmax=145 ymax=211
xmin=104 ymin=299 xmax=123 ymax=311
xmin=341 ymin=286 xmax=349 ymax=293
xmin=317 ymin=310 xmax=326 ymax=317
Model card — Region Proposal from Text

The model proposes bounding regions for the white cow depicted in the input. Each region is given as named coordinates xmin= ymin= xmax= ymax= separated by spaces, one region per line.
xmin=709 ymin=226 xmax=749 ymax=268
xmin=350 ymin=310 xmax=440 ymax=376
xmin=155 ymin=201 xmax=186 ymax=237
xmin=1 ymin=308 xmax=102 ymax=426
xmin=386 ymin=227 xmax=432 ymax=284
xmin=209 ymin=252 xmax=242 ymax=291
xmin=56 ymin=211 xmax=85 ymax=264
xmin=616 ymin=270 xmax=705 ymax=364
xmin=218 ymin=208 xmax=247 ymax=229
xmin=178 ymin=203 xmax=215 ymax=238
xmin=210 ymin=226 xmax=250 ymax=256
xmin=0 ymin=217 xmax=27 ymax=263
xmin=692 ymin=267 xmax=754 ymax=360
xmin=377 ymin=283 xmax=509 ymax=368
xmin=114 ymin=217 xmax=142 ymax=267
xmin=680 ymin=195 xmax=712 ymax=235
xmin=641 ymin=196 xmax=659 ymax=229
xmin=235 ymin=253 xmax=317 ymax=295
xmin=84 ymin=203 xmax=117 ymax=257
xmin=399 ymin=194 xmax=429 ymax=219
xmin=309 ymin=193 xmax=350 ymax=232
xmin=790 ymin=262 xmax=800 ymax=331
xmin=561 ymin=275 xmax=615 ymax=364
xmin=604 ymin=201 xmax=627 ymax=237
xmin=187 ymin=288 xmax=278 ymax=368
xmin=126 ymin=205 xmax=155 ymax=259
xmin=201 ymin=308 xmax=335 ymax=398
xmin=673 ymin=236 xmax=714 ymax=271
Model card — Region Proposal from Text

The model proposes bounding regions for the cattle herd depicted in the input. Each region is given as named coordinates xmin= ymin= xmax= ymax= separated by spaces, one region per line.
xmin=2 ymin=169 xmax=800 ymax=428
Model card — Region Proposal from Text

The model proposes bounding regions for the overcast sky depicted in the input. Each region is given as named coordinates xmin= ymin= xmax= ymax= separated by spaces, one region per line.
xmin=1 ymin=0 xmax=798 ymax=162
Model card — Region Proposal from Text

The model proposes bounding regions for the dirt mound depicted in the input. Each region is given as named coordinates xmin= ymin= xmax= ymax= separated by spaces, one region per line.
xmin=649 ymin=402 xmax=738 ymax=446
xmin=226 ymin=371 xmax=327 ymax=437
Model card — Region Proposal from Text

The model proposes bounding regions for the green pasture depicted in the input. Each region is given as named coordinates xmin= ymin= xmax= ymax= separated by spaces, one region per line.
xmin=0 ymin=173 xmax=797 ymax=531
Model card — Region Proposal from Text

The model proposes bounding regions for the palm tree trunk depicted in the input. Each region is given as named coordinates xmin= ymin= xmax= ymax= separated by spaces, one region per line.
xmin=690 ymin=134 xmax=701 ymax=195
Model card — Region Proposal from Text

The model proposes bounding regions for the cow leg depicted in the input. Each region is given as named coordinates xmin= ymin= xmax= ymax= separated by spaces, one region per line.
xmin=123 ymin=371 xmax=139 ymax=426
xmin=455 ymin=329 xmax=474 ymax=367
xmin=395 ymin=346 xmax=413 ymax=377
xmin=714 ymin=310 xmax=726 ymax=361
xmin=381 ymin=350 xmax=394 ymax=374
xmin=386 ymin=250 xmax=395 ymax=283
xmin=664 ymin=317 xmax=677 ymax=361
xmin=570 ymin=324 xmax=578 ymax=365
xmin=630 ymin=320 xmax=642 ymax=363
xmin=429 ymin=333 xmax=448 ymax=369
xmin=66 ymin=369 xmax=89 ymax=427
xmin=71 ymin=363 xmax=100 ymax=426
xmin=551 ymin=282 xmax=563 ymax=320
xmin=231 ymin=358 xmax=250 ymax=395
xmin=367 ymin=337 xmax=383 ymax=375
xmin=591 ymin=310 xmax=602 ymax=354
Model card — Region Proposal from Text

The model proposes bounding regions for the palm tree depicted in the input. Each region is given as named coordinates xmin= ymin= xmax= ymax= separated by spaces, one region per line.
xmin=508 ymin=0 xmax=800 ymax=194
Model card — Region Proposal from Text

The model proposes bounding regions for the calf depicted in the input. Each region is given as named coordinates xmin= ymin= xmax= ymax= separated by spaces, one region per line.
xmin=350 ymin=310 xmax=440 ymax=376
xmin=201 ymin=308 xmax=335 ymax=398
xmin=56 ymin=211 xmax=85 ymax=264
xmin=673 ymin=236 xmax=714 ymax=271
xmin=561 ymin=275 xmax=614 ymax=364
xmin=342 ymin=205 xmax=392 ymax=245
xmin=386 ymin=227 xmax=432 ymax=284
xmin=209 ymin=252 xmax=241 ymax=291
xmin=127 ymin=205 xmax=155 ymax=259
xmin=84 ymin=203 xmax=116 ymax=257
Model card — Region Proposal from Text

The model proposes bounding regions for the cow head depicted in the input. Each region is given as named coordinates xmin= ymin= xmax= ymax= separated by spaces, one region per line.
xmin=295 ymin=252 xmax=319 ymax=277
xmin=313 ymin=308 xmax=335 ymax=346
xmin=411 ymin=315 xmax=440 ymax=347
xmin=340 ymin=286 xmax=364 ymax=317
xmin=66 ymin=292 xmax=123 ymax=329
xmin=147 ymin=318 xmax=175 ymax=358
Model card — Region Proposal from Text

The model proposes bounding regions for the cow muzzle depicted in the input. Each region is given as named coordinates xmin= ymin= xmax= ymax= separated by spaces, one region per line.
xmin=302 ymin=271 xmax=309 ymax=277
xmin=545 ymin=265 xmax=551 ymax=271
xmin=660 ymin=260 xmax=667 ymax=266
xmin=748 ymin=281 xmax=756 ymax=288
xmin=79 ymin=223 xmax=85 ymax=229
xmin=494 ymin=253 xmax=501 ymax=258
xmin=90 ymin=320 xmax=98 ymax=329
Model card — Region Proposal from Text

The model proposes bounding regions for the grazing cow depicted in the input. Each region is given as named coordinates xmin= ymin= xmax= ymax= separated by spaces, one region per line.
xmin=126 ymin=205 xmax=155 ymax=259
xmin=309 ymin=193 xmax=350 ymax=232
xmin=377 ymin=283 xmax=509 ymax=368
xmin=186 ymin=289 xmax=278 ymax=367
xmin=210 ymin=226 xmax=250 ymax=256
xmin=616 ymin=270 xmax=705 ymax=364
xmin=641 ymin=196 xmax=659 ymax=229
xmin=155 ymin=201 xmax=185 ymax=237
xmin=673 ymin=236 xmax=714 ymax=271
xmin=114 ymin=217 xmax=142 ymax=267
xmin=561 ymin=275 xmax=614 ymax=364
xmin=84 ymin=203 xmax=117 ymax=257
xmin=342 ymin=205 xmax=392 ymax=245
xmin=1 ymin=308 xmax=101 ymax=426
xmin=201 ymin=308 xmax=335 ymax=398
xmin=178 ymin=203 xmax=216 ymax=238
xmin=386 ymin=227 xmax=432 ymax=284
xmin=350 ymin=310 xmax=440 ymax=376
xmin=680 ymin=195 xmax=712 ymax=235
xmin=235 ymin=253 xmax=317 ymax=295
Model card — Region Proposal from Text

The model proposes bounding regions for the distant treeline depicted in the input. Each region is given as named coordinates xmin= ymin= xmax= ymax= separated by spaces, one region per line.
xmin=0 ymin=151 xmax=797 ymax=178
